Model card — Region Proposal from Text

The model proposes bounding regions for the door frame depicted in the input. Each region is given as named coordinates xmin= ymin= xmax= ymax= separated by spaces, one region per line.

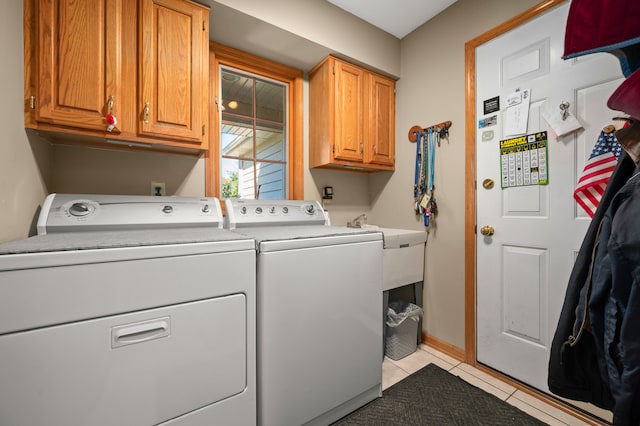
xmin=464 ymin=0 xmax=567 ymax=364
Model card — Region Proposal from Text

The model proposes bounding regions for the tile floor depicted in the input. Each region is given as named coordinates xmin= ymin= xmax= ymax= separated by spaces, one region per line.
xmin=382 ymin=344 xmax=600 ymax=426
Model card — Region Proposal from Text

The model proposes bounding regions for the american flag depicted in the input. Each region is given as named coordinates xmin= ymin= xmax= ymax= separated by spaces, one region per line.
xmin=574 ymin=130 xmax=623 ymax=217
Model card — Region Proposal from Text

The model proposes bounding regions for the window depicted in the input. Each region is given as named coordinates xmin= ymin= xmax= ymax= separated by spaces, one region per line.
xmin=207 ymin=43 xmax=304 ymax=200
xmin=220 ymin=69 xmax=287 ymax=199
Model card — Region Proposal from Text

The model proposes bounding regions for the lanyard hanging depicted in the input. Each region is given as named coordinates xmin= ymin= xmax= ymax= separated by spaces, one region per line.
xmin=422 ymin=128 xmax=433 ymax=226
xmin=423 ymin=127 xmax=438 ymax=227
xmin=409 ymin=120 xmax=450 ymax=229
xmin=413 ymin=128 xmax=431 ymax=226
xmin=414 ymin=130 xmax=422 ymax=203
xmin=428 ymin=127 xmax=436 ymax=192
xmin=414 ymin=130 xmax=428 ymax=215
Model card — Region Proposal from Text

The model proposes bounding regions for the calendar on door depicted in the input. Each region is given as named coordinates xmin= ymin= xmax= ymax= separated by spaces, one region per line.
xmin=499 ymin=131 xmax=548 ymax=188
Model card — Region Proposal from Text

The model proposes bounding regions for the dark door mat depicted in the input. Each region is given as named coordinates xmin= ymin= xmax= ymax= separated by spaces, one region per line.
xmin=332 ymin=363 xmax=548 ymax=425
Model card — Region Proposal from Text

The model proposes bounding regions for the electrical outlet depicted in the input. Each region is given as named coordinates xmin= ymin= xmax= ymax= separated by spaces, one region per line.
xmin=151 ymin=181 xmax=166 ymax=196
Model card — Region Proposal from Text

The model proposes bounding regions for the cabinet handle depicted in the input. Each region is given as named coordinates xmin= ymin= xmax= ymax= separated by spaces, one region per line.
xmin=360 ymin=141 xmax=364 ymax=154
xmin=143 ymin=101 xmax=150 ymax=124
xmin=374 ymin=144 xmax=378 ymax=155
xmin=108 ymin=95 xmax=114 ymax=113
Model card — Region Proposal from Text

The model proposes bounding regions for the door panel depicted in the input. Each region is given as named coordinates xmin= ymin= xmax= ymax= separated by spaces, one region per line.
xmin=367 ymin=74 xmax=395 ymax=166
xmin=503 ymin=185 xmax=546 ymax=216
xmin=476 ymin=2 xmax=623 ymax=395
xmin=36 ymin=0 xmax=119 ymax=130
xmin=139 ymin=0 xmax=207 ymax=143
xmin=334 ymin=61 xmax=364 ymax=162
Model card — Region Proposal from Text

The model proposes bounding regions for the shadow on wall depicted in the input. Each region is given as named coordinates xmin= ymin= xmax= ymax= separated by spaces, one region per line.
xmin=309 ymin=168 xmax=394 ymax=226
xmin=368 ymin=170 xmax=394 ymax=206
xmin=50 ymin=145 xmax=205 ymax=197
xmin=24 ymin=131 xmax=53 ymax=236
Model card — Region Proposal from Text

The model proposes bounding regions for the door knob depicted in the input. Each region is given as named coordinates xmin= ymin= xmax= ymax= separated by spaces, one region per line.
xmin=480 ymin=225 xmax=494 ymax=236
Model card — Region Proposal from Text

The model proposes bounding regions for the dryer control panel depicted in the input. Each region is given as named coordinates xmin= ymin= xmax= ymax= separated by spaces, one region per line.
xmin=224 ymin=199 xmax=328 ymax=229
xmin=37 ymin=193 xmax=223 ymax=235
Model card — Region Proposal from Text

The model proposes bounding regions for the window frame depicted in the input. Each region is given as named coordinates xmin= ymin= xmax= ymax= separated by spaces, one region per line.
xmin=207 ymin=42 xmax=304 ymax=200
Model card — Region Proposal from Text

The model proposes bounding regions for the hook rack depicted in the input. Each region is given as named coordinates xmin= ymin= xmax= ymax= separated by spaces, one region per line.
xmin=408 ymin=121 xmax=452 ymax=142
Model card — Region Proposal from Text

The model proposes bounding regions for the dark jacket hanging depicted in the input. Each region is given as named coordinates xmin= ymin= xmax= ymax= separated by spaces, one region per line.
xmin=590 ymin=165 xmax=640 ymax=425
xmin=548 ymin=152 xmax=640 ymax=424
xmin=548 ymin=153 xmax=633 ymax=405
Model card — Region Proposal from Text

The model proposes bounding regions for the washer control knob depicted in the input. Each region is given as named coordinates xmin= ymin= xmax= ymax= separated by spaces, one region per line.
xmin=202 ymin=204 xmax=210 ymax=213
xmin=240 ymin=206 xmax=247 ymax=215
xmin=162 ymin=205 xmax=173 ymax=214
xmin=269 ymin=206 xmax=276 ymax=214
xmin=282 ymin=206 xmax=289 ymax=214
xmin=69 ymin=202 xmax=91 ymax=217
xmin=304 ymin=204 xmax=315 ymax=215
xmin=255 ymin=207 xmax=263 ymax=214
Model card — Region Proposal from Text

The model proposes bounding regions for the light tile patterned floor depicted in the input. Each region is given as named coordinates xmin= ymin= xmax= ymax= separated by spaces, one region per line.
xmin=382 ymin=344 xmax=599 ymax=426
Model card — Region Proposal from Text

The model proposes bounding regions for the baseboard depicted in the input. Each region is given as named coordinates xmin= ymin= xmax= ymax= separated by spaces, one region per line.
xmin=421 ymin=332 xmax=465 ymax=362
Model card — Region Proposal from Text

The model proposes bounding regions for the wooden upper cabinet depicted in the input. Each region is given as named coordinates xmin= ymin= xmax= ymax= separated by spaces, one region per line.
xmin=34 ymin=0 xmax=122 ymax=132
xmin=366 ymin=73 xmax=395 ymax=167
xmin=25 ymin=0 xmax=209 ymax=154
xmin=309 ymin=55 xmax=395 ymax=171
xmin=139 ymin=0 xmax=209 ymax=144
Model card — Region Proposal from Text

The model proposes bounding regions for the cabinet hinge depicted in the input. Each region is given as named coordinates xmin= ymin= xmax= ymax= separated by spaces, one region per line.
xmin=29 ymin=96 xmax=35 ymax=109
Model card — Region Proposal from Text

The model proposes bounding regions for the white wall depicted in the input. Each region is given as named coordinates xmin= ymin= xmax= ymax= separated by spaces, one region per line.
xmin=51 ymin=146 xmax=204 ymax=197
xmin=0 ymin=1 xmax=51 ymax=243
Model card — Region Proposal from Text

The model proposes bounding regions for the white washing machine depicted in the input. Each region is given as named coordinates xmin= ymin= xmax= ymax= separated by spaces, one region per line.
xmin=225 ymin=199 xmax=383 ymax=426
xmin=0 ymin=194 xmax=256 ymax=426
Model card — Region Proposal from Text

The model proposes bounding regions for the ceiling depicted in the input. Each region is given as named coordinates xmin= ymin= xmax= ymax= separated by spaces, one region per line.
xmin=326 ymin=0 xmax=458 ymax=39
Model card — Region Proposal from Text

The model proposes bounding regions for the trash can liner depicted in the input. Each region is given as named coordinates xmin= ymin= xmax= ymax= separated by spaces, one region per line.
xmin=386 ymin=301 xmax=423 ymax=327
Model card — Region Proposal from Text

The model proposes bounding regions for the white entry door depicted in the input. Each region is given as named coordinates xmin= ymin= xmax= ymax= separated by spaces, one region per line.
xmin=475 ymin=3 xmax=623 ymax=392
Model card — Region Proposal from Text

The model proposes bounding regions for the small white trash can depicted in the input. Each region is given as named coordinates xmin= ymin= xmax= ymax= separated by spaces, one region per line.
xmin=384 ymin=302 xmax=423 ymax=361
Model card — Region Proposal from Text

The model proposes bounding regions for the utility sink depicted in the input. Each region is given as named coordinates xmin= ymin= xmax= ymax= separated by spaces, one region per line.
xmin=361 ymin=225 xmax=426 ymax=291
xmin=362 ymin=225 xmax=427 ymax=354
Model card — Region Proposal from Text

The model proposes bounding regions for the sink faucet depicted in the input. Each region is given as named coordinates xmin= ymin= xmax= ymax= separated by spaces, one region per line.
xmin=348 ymin=213 xmax=367 ymax=228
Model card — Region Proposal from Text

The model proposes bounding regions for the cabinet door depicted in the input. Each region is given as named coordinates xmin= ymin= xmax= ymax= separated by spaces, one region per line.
xmin=334 ymin=61 xmax=364 ymax=162
xmin=35 ymin=0 xmax=122 ymax=132
xmin=139 ymin=0 xmax=209 ymax=145
xmin=366 ymin=73 xmax=395 ymax=167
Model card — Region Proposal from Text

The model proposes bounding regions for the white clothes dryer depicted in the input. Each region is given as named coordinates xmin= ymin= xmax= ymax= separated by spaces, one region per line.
xmin=225 ymin=199 xmax=383 ymax=426
xmin=0 ymin=194 xmax=256 ymax=426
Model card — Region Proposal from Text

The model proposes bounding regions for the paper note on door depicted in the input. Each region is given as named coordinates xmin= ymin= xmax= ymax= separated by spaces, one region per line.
xmin=541 ymin=108 xmax=583 ymax=138
xmin=503 ymin=89 xmax=531 ymax=137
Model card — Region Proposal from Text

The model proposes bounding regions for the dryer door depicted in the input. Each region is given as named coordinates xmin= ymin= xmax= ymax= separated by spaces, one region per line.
xmin=0 ymin=295 xmax=247 ymax=426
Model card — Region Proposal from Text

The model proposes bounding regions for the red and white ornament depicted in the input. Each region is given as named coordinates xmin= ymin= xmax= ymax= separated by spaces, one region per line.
xmin=105 ymin=113 xmax=117 ymax=132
